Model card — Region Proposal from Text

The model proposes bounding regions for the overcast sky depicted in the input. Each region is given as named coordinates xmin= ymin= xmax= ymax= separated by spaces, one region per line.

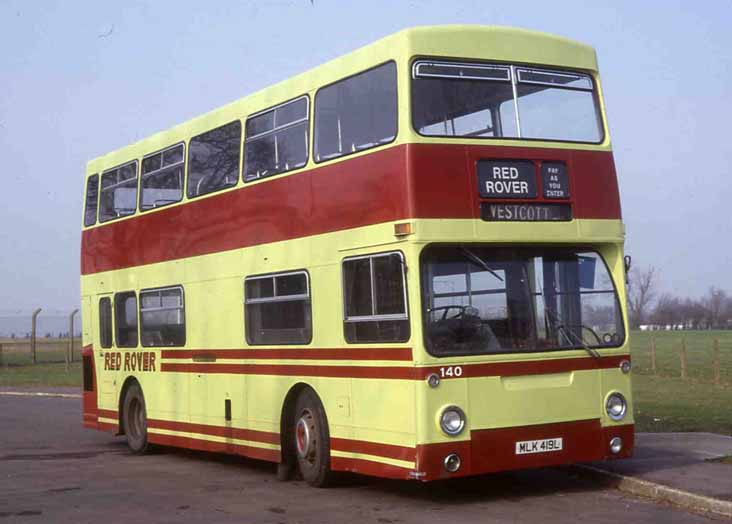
xmin=1 ymin=0 xmax=731 ymax=314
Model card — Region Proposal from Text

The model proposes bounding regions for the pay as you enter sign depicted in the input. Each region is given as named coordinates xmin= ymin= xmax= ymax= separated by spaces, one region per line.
xmin=477 ymin=160 xmax=537 ymax=198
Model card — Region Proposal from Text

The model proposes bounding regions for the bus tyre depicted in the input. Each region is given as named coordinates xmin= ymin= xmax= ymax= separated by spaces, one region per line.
xmin=122 ymin=383 xmax=149 ymax=454
xmin=293 ymin=389 xmax=332 ymax=487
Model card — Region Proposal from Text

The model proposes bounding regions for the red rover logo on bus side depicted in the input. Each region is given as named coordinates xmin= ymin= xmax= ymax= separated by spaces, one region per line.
xmin=104 ymin=352 xmax=157 ymax=372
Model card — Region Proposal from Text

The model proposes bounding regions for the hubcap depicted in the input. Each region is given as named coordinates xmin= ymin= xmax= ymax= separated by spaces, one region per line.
xmin=295 ymin=410 xmax=316 ymax=462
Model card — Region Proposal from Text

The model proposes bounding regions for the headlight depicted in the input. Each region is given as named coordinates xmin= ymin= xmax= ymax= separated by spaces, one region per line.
xmin=440 ymin=406 xmax=466 ymax=436
xmin=605 ymin=392 xmax=627 ymax=421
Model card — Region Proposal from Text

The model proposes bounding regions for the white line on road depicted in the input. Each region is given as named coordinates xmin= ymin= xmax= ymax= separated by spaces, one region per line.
xmin=0 ymin=391 xmax=81 ymax=399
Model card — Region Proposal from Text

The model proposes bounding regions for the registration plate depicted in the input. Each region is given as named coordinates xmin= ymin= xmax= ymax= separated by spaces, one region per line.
xmin=515 ymin=438 xmax=563 ymax=455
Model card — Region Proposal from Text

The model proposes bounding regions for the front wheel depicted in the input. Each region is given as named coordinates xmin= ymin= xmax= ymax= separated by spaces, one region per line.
xmin=122 ymin=382 xmax=149 ymax=454
xmin=293 ymin=389 xmax=333 ymax=487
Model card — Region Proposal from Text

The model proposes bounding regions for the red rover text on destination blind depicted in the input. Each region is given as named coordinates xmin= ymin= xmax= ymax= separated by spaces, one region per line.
xmin=104 ymin=351 xmax=157 ymax=372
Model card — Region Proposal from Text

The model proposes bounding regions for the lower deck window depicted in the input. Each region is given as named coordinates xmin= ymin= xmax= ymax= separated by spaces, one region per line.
xmin=342 ymin=252 xmax=409 ymax=343
xmin=245 ymin=271 xmax=312 ymax=345
xmin=140 ymin=287 xmax=185 ymax=347
xmin=114 ymin=291 xmax=138 ymax=348
xmin=99 ymin=297 xmax=112 ymax=348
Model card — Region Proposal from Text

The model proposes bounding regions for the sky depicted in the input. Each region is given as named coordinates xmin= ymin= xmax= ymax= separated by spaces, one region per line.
xmin=1 ymin=0 xmax=731 ymax=316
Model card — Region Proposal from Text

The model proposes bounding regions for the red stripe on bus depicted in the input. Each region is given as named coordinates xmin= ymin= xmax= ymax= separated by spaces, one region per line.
xmin=330 ymin=456 xmax=413 ymax=480
xmin=160 ymin=347 xmax=413 ymax=361
xmin=160 ymin=355 xmax=627 ymax=380
xmin=160 ymin=362 xmax=418 ymax=380
xmin=147 ymin=432 xmax=280 ymax=463
xmin=330 ymin=437 xmax=416 ymax=462
xmin=97 ymin=409 xmax=118 ymax=419
xmin=147 ymin=418 xmax=279 ymax=445
xmin=416 ymin=354 xmax=628 ymax=379
xmin=81 ymin=143 xmax=620 ymax=275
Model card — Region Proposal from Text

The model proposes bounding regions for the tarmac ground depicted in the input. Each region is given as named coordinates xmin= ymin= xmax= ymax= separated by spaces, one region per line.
xmin=0 ymin=389 xmax=727 ymax=524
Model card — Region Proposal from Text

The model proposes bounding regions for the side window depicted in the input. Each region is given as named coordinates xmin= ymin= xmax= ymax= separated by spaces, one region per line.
xmin=84 ymin=174 xmax=99 ymax=227
xmin=99 ymin=297 xmax=112 ymax=349
xmin=114 ymin=291 xmax=138 ymax=348
xmin=140 ymin=287 xmax=185 ymax=347
xmin=187 ymin=121 xmax=242 ymax=198
xmin=244 ymin=96 xmax=309 ymax=181
xmin=140 ymin=144 xmax=185 ymax=211
xmin=342 ymin=252 xmax=409 ymax=343
xmin=314 ymin=62 xmax=397 ymax=162
xmin=245 ymin=271 xmax=312 ymax=345
xmin=99 ymin=162 xmax=138 ymax=222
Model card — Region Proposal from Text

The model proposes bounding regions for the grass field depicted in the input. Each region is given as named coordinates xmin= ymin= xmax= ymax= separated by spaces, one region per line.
xmin=0 ymin=338 xmax=83 ymax=387
xmin=629 ymin=330 xmax=732 ymax=435
xmin=1 ymin=332 xmax=731 ymax=435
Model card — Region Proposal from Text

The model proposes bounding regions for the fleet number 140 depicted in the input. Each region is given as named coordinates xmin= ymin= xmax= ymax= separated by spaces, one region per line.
xmin=439 ymin=366 xmax=463 ymax=378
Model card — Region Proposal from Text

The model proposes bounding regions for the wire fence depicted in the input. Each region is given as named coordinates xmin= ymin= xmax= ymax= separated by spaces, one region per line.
xmin=0 ymin=309 xmax=82 ymax=368
xmin=631 ymin=331 xmax=731 ymax=386
xmin=0 ymin=338 xmax=83 ymax=367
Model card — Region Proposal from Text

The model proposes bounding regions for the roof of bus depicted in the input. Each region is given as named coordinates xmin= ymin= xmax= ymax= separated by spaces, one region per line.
xmin=87 ymin=25 xmax=599 ymax=172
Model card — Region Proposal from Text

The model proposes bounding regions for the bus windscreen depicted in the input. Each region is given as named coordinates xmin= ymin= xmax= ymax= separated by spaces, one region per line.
xmin=421 ymin=246 xmax=624 ymax=356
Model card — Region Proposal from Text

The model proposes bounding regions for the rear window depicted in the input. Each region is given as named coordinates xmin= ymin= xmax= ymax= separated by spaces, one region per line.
xmin=84 ymin=174 xmax=99 ymax=226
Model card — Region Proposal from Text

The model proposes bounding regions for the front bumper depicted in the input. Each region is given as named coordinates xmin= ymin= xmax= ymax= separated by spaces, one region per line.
xmin=414 ymin=419 xmax=633 ymax=481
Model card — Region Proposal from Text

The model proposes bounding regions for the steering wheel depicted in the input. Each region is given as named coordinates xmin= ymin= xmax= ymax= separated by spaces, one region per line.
xmin=429 ymin=305 xmax=474 ymax=321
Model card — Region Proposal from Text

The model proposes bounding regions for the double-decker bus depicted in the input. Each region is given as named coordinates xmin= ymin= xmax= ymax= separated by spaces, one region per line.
xmin=81 ymin=25 xmax=633 ymax=486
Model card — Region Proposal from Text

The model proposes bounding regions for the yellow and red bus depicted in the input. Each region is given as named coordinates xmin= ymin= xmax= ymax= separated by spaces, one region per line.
xmin=81 ymin=25 xmax=633 ymax=486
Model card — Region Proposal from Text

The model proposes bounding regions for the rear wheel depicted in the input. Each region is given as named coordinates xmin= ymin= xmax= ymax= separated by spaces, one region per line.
xmin=293 ymin=389 xmax=332 ymax=487
xmin=122 ymin=382 xmax=149 ymax=454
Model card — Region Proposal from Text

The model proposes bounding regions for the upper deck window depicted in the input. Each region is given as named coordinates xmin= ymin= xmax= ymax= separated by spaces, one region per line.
xmin=244 ymin=96 xmax=309 ymax=181
xmin=99 ymin=161 xmax=138 ymax=223
xmin=187 ymin=121 xmax=241 ymax=198
xmin=140 ymin=144 xmax=185 ymax=211
xmin=314 ymin=62 xmax=397 ymax=162
xmin=412 ymin=60 xmax=602 ymax=143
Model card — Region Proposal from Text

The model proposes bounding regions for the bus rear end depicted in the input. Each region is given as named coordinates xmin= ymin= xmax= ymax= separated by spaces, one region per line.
xmin=403 ymin=28 xmax=632 ymax=480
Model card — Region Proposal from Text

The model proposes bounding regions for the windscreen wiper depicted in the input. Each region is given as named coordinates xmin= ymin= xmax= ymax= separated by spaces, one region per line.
xmin=537 ymin=286 xmax=601 ymax=360
xmin=459 ymin=248 xmax=504 ymax=282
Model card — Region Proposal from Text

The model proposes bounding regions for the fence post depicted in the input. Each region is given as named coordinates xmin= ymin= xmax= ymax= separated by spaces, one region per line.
xmin=68 ymin=309 xmax=79 ymax=366
xmin=680 ymin=338 xmax=688 ymax=381
xmin=650 ymin=338 xmax=657 ymax=374
xmin=31 ymin=308 xmax=42 ymax=364
xmin=713 ymin=338 xmax=721 ymax=386
xmin=0 ymin=343 xmax=3 ymax=369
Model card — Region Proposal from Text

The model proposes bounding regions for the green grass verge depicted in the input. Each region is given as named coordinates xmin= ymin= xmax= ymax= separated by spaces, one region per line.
xmin=630 ymin=330 xmax=732 ymax=435
xmin=0 ymin=362 xmax=82 ymax=387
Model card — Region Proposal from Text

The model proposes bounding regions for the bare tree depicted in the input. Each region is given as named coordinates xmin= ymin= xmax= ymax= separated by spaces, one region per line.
xmin=627 ymin=266 xmax=657 ymax=329
xmin=652 ymin=293 xmax=683 ymax=328
xmin=704 ymin=287 xmax=728 ymax=329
